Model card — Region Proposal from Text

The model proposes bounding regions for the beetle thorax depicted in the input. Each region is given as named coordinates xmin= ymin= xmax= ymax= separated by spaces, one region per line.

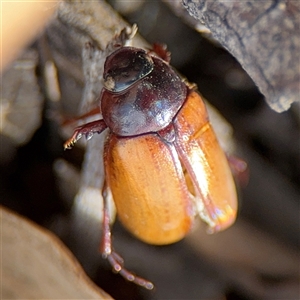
xmin=101 ymin=47 xmax=187 ymax=137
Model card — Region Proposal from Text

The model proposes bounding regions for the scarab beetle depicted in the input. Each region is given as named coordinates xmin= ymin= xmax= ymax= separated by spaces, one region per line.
xmin=65 ymin=44 xmax=238 ymax=289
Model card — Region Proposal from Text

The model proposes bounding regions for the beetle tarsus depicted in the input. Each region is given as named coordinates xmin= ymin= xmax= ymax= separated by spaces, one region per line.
xmin=107 ymin=252 xmax=123 ymax=271
xmin=63 ymin=132 xmax=80 ymax=150
xmin=106 ymin=251 xmax=154 ymax=290
xmin=119 ymin=266 xmax=154 ymax=290
xmin=64 ymin=119 xmax=107 ymax=150
xmin=110 ymin=251 xmax=124 ymax=266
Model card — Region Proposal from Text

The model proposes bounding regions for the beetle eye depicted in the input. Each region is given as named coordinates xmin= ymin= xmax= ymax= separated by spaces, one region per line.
xmin=104 ymin=47 xmax=154 ymax=92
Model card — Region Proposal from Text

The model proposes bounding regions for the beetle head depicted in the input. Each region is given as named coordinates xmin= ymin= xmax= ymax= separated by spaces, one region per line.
xmin=103 ymin=47 xmax=154 ymax=93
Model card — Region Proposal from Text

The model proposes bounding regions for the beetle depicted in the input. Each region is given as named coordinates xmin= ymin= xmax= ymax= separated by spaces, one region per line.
xmin=64 ymin=44 xmax=238 ymax=289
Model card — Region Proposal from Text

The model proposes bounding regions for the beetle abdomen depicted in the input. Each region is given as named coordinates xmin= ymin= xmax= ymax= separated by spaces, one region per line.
xmin=105 ymin=133 xmax=194 ymax=245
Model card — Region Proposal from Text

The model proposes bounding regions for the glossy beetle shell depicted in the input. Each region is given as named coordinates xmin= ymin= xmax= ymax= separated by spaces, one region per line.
xmin=101 ymin=47 xmax=187 ymax=137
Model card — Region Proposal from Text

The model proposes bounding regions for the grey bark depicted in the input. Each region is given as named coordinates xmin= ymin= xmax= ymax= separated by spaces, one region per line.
xmin=183 ymin=0 xmax=300 ymax=112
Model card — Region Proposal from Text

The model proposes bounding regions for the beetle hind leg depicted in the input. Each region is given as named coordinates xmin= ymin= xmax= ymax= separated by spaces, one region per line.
xmin=101 ymin=182 xmax=154 ymax=290
xmin=106 ymin=252 xmax=154 ymax=289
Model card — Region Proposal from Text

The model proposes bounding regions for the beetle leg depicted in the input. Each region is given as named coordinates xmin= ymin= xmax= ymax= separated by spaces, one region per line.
xmin=64 ymin=119 xmax=107 ymax=149
xmin=62 ymin=107 xmax=101 ymax=126
xmin=148 ymin=43 xmax=171 ymax=63
xmin=101 ymin=181 xmax=154 ymax=290
xmin=227 ymin=155 xmax=249 ymax=187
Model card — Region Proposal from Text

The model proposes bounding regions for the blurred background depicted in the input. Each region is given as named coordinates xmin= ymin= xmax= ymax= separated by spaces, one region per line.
xmin=1 ymin=1 xmax=299 ymax=299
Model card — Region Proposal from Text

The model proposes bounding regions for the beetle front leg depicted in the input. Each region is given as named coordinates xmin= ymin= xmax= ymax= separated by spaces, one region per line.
xmin=64 ymin=119 xmax=107 ymax=149
xmin=101 ymin=182 xmax=154 ymax=290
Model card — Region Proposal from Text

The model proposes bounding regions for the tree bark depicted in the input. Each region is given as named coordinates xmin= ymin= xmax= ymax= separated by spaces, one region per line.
xmin=183 ymin=0 xmax=300 ymax=112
